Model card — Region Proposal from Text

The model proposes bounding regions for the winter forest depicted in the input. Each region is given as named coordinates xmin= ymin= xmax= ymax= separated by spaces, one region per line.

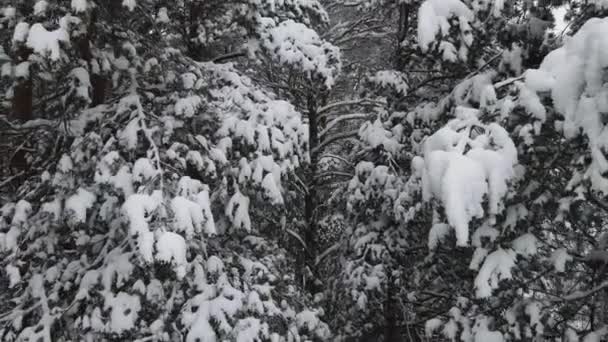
xmin=3 ymin=0 xmax=608 ymax=341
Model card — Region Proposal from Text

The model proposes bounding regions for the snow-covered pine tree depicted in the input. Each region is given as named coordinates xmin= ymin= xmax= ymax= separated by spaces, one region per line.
xmin=323 ymin=0 xmax=608 ymax=341
xmin=333 ymin=0 xmax=608 ymax=341
xmin=0 ymin=1 xmax=338 ymax=340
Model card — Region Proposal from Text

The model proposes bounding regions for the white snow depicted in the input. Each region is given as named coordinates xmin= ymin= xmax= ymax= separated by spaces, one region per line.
xmin=26 ymin=23 xmax=70 ymax=61
xmin=76 ymin=270 xmax=100 ymax=300
xmin=426 ymin=151 xmax=487 ymax=246
xmin=3 ymin=6 xmax=16 ymax=18
xmin=473 ymin=317 xmax=504 ymax=342
xmin=234 ymin=318 xmax=264 ymax=341
xmin=1 ymin=63 xmax=11 ymax=77
xmin=225 ymin=191 xmax=251 ymax=232
xmin=525 ymin=301 xmax=543 ymax=336
xmin=418 ymin=115 xmax=517 ymax=247
xmin=550 ymin=248 xmax=572 ymax=272
xmin=359 ymin=119 xmax=403 ymax=155
xmin=512 ymin=233 xmax=538 ymax=257
xmin=132 ymin=158 xmax=158 ymax=183
xmin=156 ymin=231 xmax=188 ymax=279
xmin=104 ymin=292 xmax=141 ymax=333
xmin=11 ymin=200 xmax=32 ymax=225
xmin=262 ymin=173 xmax=283 ymax=204
xmin=119 ymin=119 xmax=140 ymax=149
xmin=41 ymin=198 xmax=62 ymax=220
xmin=524 ymin=69 xmax=555 ymax=92
xmin=474 ymin=248 xmax=516 ymax=298
xmin=417 ymin=0 xmax=474 ymax=52
xmin=583 ymin=327 xmax=608 ymax=342
xmin=65 ymin=188 xmax=96 ymax=223
xmin=156 ymin=7 xmax=169 ymax=23
xmin=175 ymin=96 xmax=202 ymax=117
xmin=466 ymin=147 xmax=515 ymax=218
xmin=171 ymin=196 xmax=206 ymax=238
xmin=33 ymin=1 xmax=48 ymax=15
xmin=71 ymin=0 xmax=87 ymax=12
xmin=529 ymin=17 xmax=608 ymax=193
xmin=440 ymin=41 xmax=458 ymax=62
xmin=13 ymin=22 xmax=29 ymax=43
xmin=95 ymin=152 xmax=134 ymax=196
xmin=122 ymin=0 xmax=136 ymax=11
xmin=58 ymin=154 xmax=73 ymax=172
xmin=70 ymin=67 xmax=91 ymax=101
xmin=6 ymin=264 xmax=21 ymax=288
xmin=475 ymin=329 xmax=504 ymax=342
xmin=471 ymin=224 xmax=499 ymax=247
xmin=256 ymin=19 xmax=340 ymax=88
xmin=442 ymin=319 xmax=458 ymax=341
xmin=181 ymin=73 xmax=197 ymax=90
xmin=102 ymin=252 xmax=134 ymax=290
xmin=428 ymin=222 xmax=450 ymax=250
xmin=206 ymin=255 xmax=224 ymax=274
xmin=123 ymin=191 xmax=162 ymax=262
xmin=517 ymin=82 xmax=547 ymax=122
xmin=425 ymin=318 xmax=443 ymax=337
xmin=368 ymin=70 xmax=408 ymax=95
xmin=565 ymin=328 xmax=580 ymax=342
xmin=469 ymin=247 xmax=489 ymax=271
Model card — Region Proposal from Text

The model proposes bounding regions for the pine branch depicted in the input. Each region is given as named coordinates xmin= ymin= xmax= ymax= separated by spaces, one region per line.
xmin=312 ymin=129 xmax=359 ymax=154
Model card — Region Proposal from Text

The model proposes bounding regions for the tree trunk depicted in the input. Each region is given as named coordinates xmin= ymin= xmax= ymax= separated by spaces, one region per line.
xmin=395 ymin=3 xmax=410 ymax=71
xmin=91 ymin=74 xmax=107 ymax=106
xmin=12 ymin=78 xmax=33 ymax=122
xmin=10 ymin=76 xmax=32 ymax=173
xmin=303 ymin=93 xmax=320 ymax=293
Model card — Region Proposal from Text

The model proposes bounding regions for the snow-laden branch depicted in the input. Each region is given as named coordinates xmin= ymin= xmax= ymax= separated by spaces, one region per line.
xmin=312 ymin=129 xmax=359 ymax=154
xmin=494 ymin=75 xmax=524 ymax=89
xmin=320 ymin=113 xmax=368 ymax=137
xmin=319 ymin=153 xmax=353 ymax=166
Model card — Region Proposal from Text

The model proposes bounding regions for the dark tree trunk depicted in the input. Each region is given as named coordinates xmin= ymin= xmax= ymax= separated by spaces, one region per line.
xmin=91 ymin=74 xmax=107 ymax=106
xmin=10 ymin=77 xmax=32 ymax=173
xmin=395 ymin=3 xmax=410 ymax=71
xmin=302 ymin=93 xmax=321 ymax=293
xmin=12 ymin=78 xmax=33 ymax=122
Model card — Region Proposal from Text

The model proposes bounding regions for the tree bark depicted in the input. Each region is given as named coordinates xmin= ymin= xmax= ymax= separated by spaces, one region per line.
xmin=12 ymin=78 xmax=33 ymax=122
xmin=303 ymin=93 xmax=320 ymax=293
xmin=395 ymin=3 xmax=410 ymax=71
xmin=10 ymin=75 xmax=32 ymax=173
